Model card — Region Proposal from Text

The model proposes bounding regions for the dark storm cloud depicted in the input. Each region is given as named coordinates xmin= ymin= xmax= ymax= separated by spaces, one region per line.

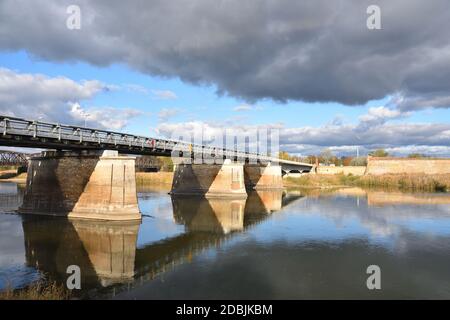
xmin=1 ymin=0 xmax=450 ymax=108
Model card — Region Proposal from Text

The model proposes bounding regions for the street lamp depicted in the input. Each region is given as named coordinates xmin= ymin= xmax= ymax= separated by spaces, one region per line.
xmin=83 ymin=112 xmax=90 ymax=127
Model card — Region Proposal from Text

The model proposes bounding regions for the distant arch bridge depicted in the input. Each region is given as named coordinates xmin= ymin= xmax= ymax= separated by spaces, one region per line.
xmin=0 ymin=149 xmax=34 ymax=166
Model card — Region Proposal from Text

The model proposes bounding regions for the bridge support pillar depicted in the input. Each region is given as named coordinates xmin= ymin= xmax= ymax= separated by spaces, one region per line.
xmin=19 ymin=150 xmax=141 ymax=221
xmin=244 ymin=163 xmax=283 ymax=190
xmin=170 ymin=161 xmax=247 ymax=198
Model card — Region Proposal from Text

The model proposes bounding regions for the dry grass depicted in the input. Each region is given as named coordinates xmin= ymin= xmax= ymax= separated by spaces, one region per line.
xmin=284 ymin=173 xmax=450 ymax=192
xmin=355 ymin=174 xmax=450 ymax=192
xmin=0 ymin=281 xmax=71 ymax=300
xmin=136 ymin=172 xmax=174 ymax=185
xmin=284 ymin=174 xmax=352 ymax=189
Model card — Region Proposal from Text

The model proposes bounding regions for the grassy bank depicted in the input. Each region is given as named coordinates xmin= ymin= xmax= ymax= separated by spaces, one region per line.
xmin=0 ymin=170 xmax=27 ymax=181
xmin=285 ymin=173 xmax=450 ymax=192
xmin=0 ymin=281 xmax=71 ymax=300
xmin=136 ymin=172 xmax=174 ymax=185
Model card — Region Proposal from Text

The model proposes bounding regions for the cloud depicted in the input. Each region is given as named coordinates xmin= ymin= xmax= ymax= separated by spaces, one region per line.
xmin=123 ymin=83 xmax=149 ymax=94
xmin=152 ymin=90 xmax=177 ymax=100
xmin=0 ymin=68 xmax=141 ymax=129
xmin=1 ymin=0 xmax=450 ymax=108
xmin=70 ymin=103 xmax=142 ymax=129
xmin=155 ymin=110 xmax=450 ymax=156
xmin=157 ymin=108 xmax=180 ymax=122
xmin=233 ymin=104 xmax=261 ymax=112
xmin=358 ymin=106 xmax=407 ymax=128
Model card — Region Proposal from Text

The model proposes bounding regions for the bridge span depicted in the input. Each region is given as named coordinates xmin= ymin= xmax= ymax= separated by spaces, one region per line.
xmin=0 ymin=115 xmax=313 ymax=221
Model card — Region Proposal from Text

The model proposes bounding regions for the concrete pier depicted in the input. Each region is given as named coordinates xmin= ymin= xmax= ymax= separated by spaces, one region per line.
xmin=171 ymin=161 xmax=247 ymax=198
xmin=19 ymin=150 xmax=141 ymax=221
xmin=244 ymin=164 xmax=283 ymax=190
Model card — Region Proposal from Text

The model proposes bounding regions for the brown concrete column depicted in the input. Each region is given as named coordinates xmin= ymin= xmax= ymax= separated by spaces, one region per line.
xmin=20 ymin=150 xmax=141 ymax=221
xmin=244 ymin=164 xmax=283 ymax=190
xmin=171 ymin=161 xmax=247 ymax=198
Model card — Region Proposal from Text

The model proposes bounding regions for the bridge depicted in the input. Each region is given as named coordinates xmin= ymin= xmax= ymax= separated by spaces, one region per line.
xmin=0 ymin=115 xmax=313 ymax=221
xmin=0 ymin=149 xmax=30 ymax=167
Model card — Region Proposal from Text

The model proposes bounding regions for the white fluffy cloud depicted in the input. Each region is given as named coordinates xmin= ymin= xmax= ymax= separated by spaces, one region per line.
xmin=0 ymin=68 xmax=141 ymax=130
xmin=156 ymin=113 xmax=450 ymax=156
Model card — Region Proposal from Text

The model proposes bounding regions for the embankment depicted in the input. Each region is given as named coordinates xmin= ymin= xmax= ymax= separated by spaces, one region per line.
xmin=285 ymin=173 xmax=450 ymax=192
xmin=315 ymin=166 xmax=366 ymax=176
xmin=366 ymin=157 xmax=450 ymax=175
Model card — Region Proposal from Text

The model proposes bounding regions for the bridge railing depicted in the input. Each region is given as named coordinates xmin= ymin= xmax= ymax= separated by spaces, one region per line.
xmin=0 ymin=116 xmax=283 ymax=164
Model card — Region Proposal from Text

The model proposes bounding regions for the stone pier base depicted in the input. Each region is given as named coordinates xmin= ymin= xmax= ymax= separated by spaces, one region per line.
xmin=19 ymin=150 xmax=141 ymax=221
xmin=244 ymin=164 xmax=283 ymax=190
xmin=171 ymin=162 xmax=247 ymax=198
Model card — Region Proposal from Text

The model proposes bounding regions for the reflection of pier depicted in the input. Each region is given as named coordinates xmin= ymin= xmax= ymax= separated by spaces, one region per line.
xmin=22 ymin=216 xmax=140 ymax=290
xmin=134 ymin=191 xmax=294 ymax=281
xmin=20 ymin=190 xmax=304 ymax=295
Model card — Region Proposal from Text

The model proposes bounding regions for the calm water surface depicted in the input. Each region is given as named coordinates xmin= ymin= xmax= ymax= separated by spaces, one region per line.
xmin=0 ymin=182 xmax=449 ymax=299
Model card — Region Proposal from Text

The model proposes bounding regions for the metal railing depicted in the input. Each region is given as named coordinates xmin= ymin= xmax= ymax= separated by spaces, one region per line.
xmin=0 ymin=115 xmax=312 ymax=167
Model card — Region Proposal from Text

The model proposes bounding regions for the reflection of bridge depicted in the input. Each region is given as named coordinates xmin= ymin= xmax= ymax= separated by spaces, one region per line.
xmin=21 ymin=190 xmax=303 ymax=297
xmin=0 ymin=115 xmax=313 ymax=221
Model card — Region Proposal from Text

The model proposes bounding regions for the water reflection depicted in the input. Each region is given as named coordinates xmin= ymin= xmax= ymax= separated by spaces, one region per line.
xmin=22 ymin=216 xmax=140 ymax=290
xmin=0 ymin=185 xmax=288 ymax=297
xmin=0 ymin=182 xmax=24 ymax=212
xmin=1 ymin=183 xmax=450 ymax=299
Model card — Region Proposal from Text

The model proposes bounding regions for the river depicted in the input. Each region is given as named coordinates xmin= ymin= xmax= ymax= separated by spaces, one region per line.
xmin=0 ymin=182 xmax=449 ymax=299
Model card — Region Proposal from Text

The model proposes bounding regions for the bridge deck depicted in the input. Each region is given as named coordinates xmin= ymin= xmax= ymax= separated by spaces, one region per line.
xmin=0 ymin=115 xmax=313 ymax=170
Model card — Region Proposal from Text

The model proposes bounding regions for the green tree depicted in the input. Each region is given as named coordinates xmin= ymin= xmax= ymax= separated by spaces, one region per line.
xmin=407 ymin=153 xmax=426 ymax=159
xmin=369 ymin=149 xmax=389 ymax=157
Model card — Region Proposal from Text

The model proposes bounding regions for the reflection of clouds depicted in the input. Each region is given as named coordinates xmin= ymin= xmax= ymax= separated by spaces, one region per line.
xmin=0 ymin=214 xmax=25 ymax=268
xmin=291 ymin=191 xmax=450 ymax=246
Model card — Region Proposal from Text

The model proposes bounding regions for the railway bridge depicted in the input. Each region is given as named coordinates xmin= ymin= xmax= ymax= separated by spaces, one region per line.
xmin=0 ymin=115 xmax=313 ymax=220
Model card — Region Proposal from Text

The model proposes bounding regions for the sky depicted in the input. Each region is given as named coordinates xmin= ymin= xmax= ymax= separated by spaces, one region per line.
xmin=1 ymin=0 xmax=450 ymax=157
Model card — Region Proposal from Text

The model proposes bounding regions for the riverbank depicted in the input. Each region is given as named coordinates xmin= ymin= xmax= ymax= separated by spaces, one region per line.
xmin=0 ymin=281 xmax=71 ymax=300
xmin=136 ymin=172 xmax=174 ymax=185
xmin=284 ymin=173 xmax=450 ymax=192
xmin=0 ymin=170 xmax=27 ymax=182
xmin=2 ymin=170 xmax=450 ymax=192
